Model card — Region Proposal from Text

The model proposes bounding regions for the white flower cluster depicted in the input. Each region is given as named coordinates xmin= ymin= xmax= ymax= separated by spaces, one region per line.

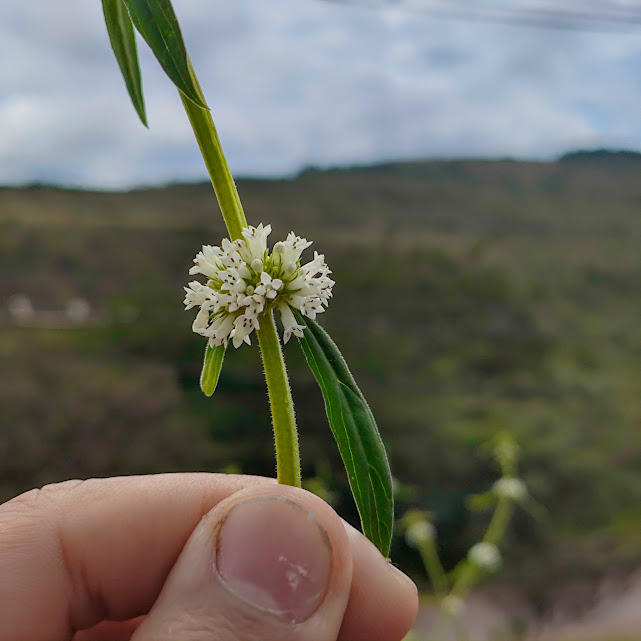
xmin=405 ymin=520 xmax=436 ymax=548
xmin=441 ymin=595 xmax=465 ymax=617
xmin=468 ymin=542 xmax=502 ymax=572
xmin=184 ymin=224 xmax=334 ymax=348
xmin=492 ymin=477 xmax=528 ymax=502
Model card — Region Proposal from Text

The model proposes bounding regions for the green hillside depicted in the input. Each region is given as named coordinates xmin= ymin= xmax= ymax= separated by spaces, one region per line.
xmin=2 ymin=155 xmax=640 ymax=603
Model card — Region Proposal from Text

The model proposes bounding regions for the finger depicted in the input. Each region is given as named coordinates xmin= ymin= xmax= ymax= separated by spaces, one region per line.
xmin=131 ymin=485 xmax=352 ymax=641
xmin=0 ymin=473 xmax=274 ymax=640
xmin=73 ymin=616 xmax=144 ymax=641
xmin=338 ymin=522 xmax=419 ymax=641
xmin=0 ymin=474 xmax=417 ymax=641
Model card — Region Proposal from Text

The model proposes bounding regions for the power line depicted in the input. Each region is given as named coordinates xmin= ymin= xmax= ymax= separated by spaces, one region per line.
xmin=320 ymin=0 xmax=641 ymax=33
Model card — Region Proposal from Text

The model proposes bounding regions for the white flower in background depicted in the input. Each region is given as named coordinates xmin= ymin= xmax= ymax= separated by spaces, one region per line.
xmin=185 ymin=224 xmax=334 ymax=348
xmin=441 ymin=595 xmax=465 ymax=617
xmin=468 ymin=542 xmax=502 ymax=572
xmin=492 ymin=477 xmax=528 ymax=502
xmin=405 ymin=520 xmax=436 ymax=548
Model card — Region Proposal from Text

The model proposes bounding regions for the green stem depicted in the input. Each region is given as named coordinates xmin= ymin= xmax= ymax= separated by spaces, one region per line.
xmin=179 ymin=63 xmax=299 ymax=488
xmin=256 ymin=310 xmax=301 ymax=487
xmin=419 ymin=538 xmax=449 ymax=599
xmin=179 ymin=67 xmax=247 ymax=240
xmin=451 ymin=496 xmax=514 ymax=596
xmin=483 ymin=496 xmax=513 ymax=546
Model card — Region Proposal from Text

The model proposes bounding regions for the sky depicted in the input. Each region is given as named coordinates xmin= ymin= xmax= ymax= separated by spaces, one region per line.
xmin=1 ymin=0 xmax=641 ymax=188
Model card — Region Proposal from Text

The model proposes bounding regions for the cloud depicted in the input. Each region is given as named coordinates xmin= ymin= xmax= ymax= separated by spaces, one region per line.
xmin=0 ymin=0 xmax=640 ymax=188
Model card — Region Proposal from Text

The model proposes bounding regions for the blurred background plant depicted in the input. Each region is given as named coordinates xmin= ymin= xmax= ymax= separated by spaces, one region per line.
xmin=400 ymin=434 xmax=543 ymax=640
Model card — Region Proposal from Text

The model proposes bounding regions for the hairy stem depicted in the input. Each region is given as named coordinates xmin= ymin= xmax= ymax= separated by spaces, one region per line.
xmin=179 ymin=63 xmax=299 ymax=487
xmin=257 ymin=310 xmax=301 ymax=487
xmin=179 ymin=68 xmax=247 ymax=240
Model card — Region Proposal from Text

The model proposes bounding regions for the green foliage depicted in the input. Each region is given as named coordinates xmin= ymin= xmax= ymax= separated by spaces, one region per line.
xmin=102 ymin=0 xmax=147 ymax=126
xmin=200 ymin=343 xmax=226 ymax=397
xmin=120 ymin=0 xmax=208 ymax=108
xmin=2 ymin=157 xmax=641 ymax=593
xmin=295 ymin=313 xmax=394 ymax=556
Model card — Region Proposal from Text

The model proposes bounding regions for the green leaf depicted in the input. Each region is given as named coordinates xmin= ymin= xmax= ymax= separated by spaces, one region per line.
xmin=122 ymin=0 xmax=208 ymax=109
xmin=102 ymin=0 xmax=148 ymax=126
xmin=294 ymin=312 xmax=394 ymax=556
xmin=200 ymin=343 xmax=226 ymax=397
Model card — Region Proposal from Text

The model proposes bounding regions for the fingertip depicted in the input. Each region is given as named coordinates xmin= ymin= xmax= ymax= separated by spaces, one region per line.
xmin=340 ymin=523 xmax=419 ymax=641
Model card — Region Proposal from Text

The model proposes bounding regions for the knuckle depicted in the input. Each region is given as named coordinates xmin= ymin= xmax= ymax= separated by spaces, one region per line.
xmin=0 ymin=479 xmax=84 ymax=519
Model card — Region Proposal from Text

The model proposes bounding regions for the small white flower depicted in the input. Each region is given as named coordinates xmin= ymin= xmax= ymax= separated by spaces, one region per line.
xmin=279 ymin=303 xmax=306 ymax=344
xmin=468 ymin=542 xmax=502 ymax=572
xmin=273 ymin=232 xmax=313 ymax=268
xmin=405 ymin=520 xmax=436 ymax=548
xmin=441 ymin=595 xmax=465 ymax=617
xmin=492 ymin=477 xmax=528 ymax=502
xmin=242 ymin=223 xmax=271 ymax=261
xmin=185 ymin=224 xmax=334 ymax=348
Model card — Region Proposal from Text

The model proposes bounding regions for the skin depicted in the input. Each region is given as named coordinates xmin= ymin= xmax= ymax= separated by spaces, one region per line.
xmin=0 ymin=473 xmax=418 ymax=641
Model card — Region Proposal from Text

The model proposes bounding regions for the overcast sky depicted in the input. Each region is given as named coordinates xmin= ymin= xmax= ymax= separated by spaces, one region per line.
xmin=1 ymin=0 xmax=640 ymax=188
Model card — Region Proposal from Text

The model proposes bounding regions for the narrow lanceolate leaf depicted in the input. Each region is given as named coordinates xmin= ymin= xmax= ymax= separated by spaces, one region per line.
xmin=122 ymin=0 xmax=208 ymax=109
xmin=200 ymin=343 xmax=226 ymax=397
xmin=102 ymin=0 xmax=148 ymax=126
xmin=294 ymin=312 xmax=394 ymax=556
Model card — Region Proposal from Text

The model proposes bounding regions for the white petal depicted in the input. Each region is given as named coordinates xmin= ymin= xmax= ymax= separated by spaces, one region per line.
xmin=232 ymin=330 xmax=244 ymax=349
xmin=279 ymin=303 xmax=306 ymax=343
xmin=213 ymin=314 xmax=234 ymax=341
xmin=192 ymin=307 xmax=209 ymax=332
xmin=286 ymin=275 xmax=305 ymax=291
xmin=287 ymin=294 xmax=306 ymax=310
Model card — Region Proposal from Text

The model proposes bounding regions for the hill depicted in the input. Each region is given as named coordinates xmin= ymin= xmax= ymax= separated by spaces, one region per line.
xmin=1 ymin=156 xmax=641 ymax=604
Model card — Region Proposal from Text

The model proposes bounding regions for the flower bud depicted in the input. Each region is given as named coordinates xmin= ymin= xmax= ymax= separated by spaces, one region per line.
xmin=468 ymin=542 xmax=501 ymax=572
xmin=493 ymin=477 xmax=527 ymax=502
xmin=441 ymin=595 xmax=464 ymax=617
xmin=405 ymin=520 xmax=435 ymax=548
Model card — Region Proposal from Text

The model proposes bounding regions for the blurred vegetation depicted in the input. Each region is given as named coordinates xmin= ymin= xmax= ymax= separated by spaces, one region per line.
xmin=2 ymin=151 xmax=641 ymax=606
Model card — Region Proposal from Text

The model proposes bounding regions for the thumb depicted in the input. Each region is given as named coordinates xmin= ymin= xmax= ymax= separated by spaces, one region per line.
xmin=131 ymin=485 xmax=353 ymax=641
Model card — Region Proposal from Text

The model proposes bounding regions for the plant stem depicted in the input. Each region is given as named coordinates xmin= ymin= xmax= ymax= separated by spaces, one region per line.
xmin=179 ymin=69 xmax=247 ymax=240
xmin=451 ymin=496 xmax=514 ymax=596
xmin=179 ymin=64 xmax=300 ymax=488
xmin=483 ymin=496 xmax=513 ymax=546
xmin=257 ymin=310 xmax=301 ymax=487
xmin=419 ymin=538 xmax=449 ymax=599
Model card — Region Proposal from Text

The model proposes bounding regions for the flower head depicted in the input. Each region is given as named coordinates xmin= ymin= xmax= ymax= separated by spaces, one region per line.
xmin=441 ymin=595 xmax=465 ymax=617
xmin=404 ymin=520 xmax=436 ymax=548
xmin=468 ymin=542 xmax=502 ymax=572
xmin=185 ymin=225 xmax=334 ymax=348
xmin=492 ymin=477 xmax=528 ymax=502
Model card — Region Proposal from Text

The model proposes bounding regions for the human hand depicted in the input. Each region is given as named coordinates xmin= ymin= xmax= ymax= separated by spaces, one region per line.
xmin=0 ymin=473 xmax=418 ymax=641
